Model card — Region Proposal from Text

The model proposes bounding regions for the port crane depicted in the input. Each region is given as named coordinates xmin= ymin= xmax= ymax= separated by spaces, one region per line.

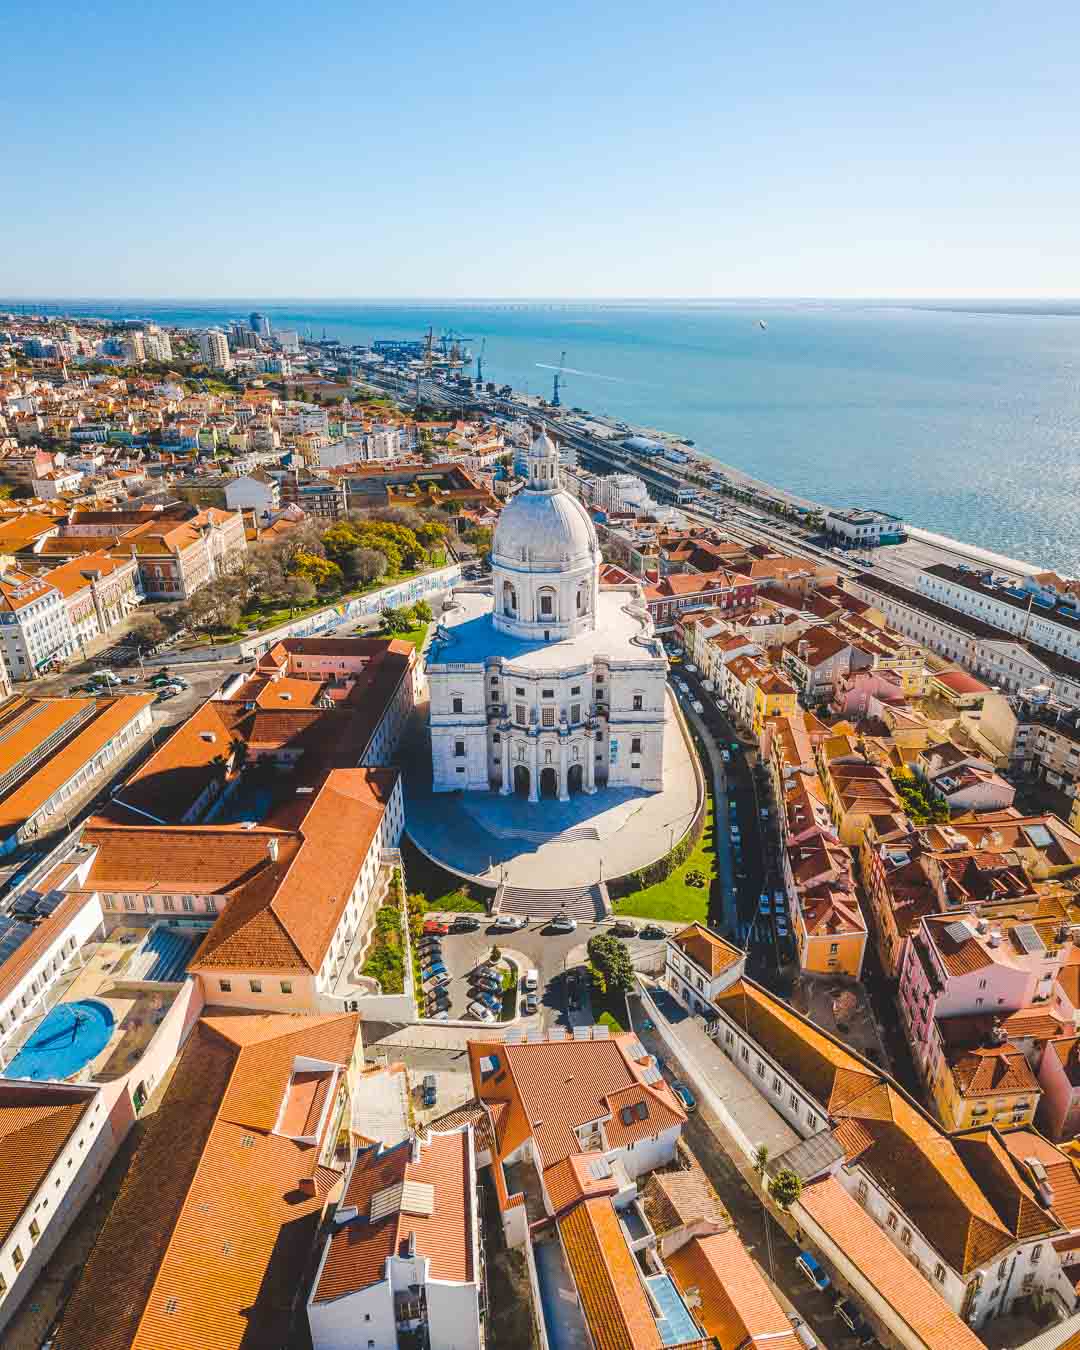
xmin=551 ymin=351 xmax=567 ymax=407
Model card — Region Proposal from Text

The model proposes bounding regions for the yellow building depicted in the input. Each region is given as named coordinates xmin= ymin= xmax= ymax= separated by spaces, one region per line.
xmin=794 ymin=888 xmax=867 ymax=978
xmin=933 ymin=1028 xmax=1041 ymax=1133
xmin=750 ymin=668 xmax=798 ymax=737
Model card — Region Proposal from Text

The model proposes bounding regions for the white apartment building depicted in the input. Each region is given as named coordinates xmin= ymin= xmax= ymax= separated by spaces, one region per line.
xmin=920 ymin=566 xmax=1080 ymax=664
xmin=824 ymin=507 xmax=905 ymax=546
xmin=308 ymin=1125 xmax=483 ymax=1350
xmin=0 ymin=571 xmax=76 ymax=678
xmin=197 ymin=328 xmax=232 ymax=370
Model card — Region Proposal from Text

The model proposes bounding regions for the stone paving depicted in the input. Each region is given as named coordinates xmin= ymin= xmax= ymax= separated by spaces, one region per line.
xmin=405 ymin=689 xmax=701 ymax=889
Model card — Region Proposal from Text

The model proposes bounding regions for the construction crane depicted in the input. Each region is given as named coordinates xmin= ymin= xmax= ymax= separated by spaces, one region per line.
xmin=551 ymin=351 xmax=567 ymax=407
xmin=475 ymin=337 xmax=486 ymax=385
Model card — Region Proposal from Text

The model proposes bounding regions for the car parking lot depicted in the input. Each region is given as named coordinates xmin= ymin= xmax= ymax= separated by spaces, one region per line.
xmin=417 ymin=912 xmax=676 ymax=1027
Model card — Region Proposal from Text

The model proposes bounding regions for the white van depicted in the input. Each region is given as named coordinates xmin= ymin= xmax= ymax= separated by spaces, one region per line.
xmin=788 ymin=1315 xmax=819 ymax=1350
xmin=524 ymin=969 xmax=539 ymax=994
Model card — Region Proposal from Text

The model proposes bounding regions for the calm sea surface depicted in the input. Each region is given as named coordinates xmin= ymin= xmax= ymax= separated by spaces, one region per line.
xmin=14 ymin=299 xmax=1080 ymax=573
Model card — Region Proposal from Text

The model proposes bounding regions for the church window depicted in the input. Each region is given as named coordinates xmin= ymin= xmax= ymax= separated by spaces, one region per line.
xmin=542 ymin=689 xmax=554 ymax=698
xmin=633 ymin=693 xmax=643 ymax=711
xmin=515 ymin=687 xmax=524 ymax=696
xmin=577 ymin=587 xmax=587 ymax=614
xmin=632 ymin=738 xmax=642 ymax=754
xmin=452 ymin=696 xmax=463 ymax=714
xmin=503 ymin=582 xmax=517 ymax=616
xmin=544 ymin=749 xmax=553 ymax=765
xmin=515 ymin=704 xmax=526 ymax=725
xmin=542 ymin=708 xmax=555 ymax=727
xmin=539 ymin=590 xmax=554 ymax=617
xmin=517 ymin=745 xmax=526 ymax=762
xmin=455 ymin=741 xmax=465 ymax=757
xmin=572 ymin=745 xmax=580 ymax=762
xmin=571 ymin=703 xmax=581 ymax=724
xmin=571 ymin=686 xmax=581 ymax=695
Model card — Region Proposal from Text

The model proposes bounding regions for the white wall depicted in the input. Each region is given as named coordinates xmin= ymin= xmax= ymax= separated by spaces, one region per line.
xmin=309 ymin=1274 xmax=396 ymax=1350
xmin=0 ymin=894 xmax=104 ymax=1044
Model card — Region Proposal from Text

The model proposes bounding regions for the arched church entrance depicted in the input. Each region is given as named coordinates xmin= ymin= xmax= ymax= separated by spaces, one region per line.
xmin=567 ymin=763 xmax=584 ymax=795
xmin=540 ymin=767 xmax=558 ymax=799
xmin=513 ymin=764 xmax=530 ymax=797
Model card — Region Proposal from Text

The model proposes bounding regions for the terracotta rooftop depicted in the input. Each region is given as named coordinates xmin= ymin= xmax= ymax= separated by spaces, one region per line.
xmin=313 ymin=1125 xmax=474 ymax=1302
xmin=0 ymin=1083 xmax=95 ymax=1248
xmin=56 ymin=1012 xmax=360 ymax=1350
xmin=559 ymin=1197 xmax=662 ymax=1350
xmin=797 ymin=1176 xmax=987 ymax=1350
xmin=670 ymin=923 xmax=743 ymax=978
xmin=1003 ymin=1129 xmax=1080 ymax=1230
xmin=666 ymin=1231 xmax=800 ymax=1350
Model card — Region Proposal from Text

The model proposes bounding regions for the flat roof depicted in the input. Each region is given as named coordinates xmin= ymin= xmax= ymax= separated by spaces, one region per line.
xmin=428 ymin=589 xmax=661 ymax=672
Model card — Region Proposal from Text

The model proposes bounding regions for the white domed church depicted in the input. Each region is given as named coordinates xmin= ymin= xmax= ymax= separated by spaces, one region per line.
xmin=427 ymin=430 xmax=668 ymax=801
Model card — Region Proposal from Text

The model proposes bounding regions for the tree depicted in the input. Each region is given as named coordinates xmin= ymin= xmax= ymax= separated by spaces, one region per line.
xmin=291 ymin=549 xmax=343 ymax=592
xmin=345 ymin=547 xmax=388 ymax=586
xmin=131 ymin=612 xmax=168 ymax=648
xmin=411 ymin=599 xmax=433 ymax=624
xmin=379 ymin=605 xmax=412 ymax=635
xmin=586 ymin=933 xmax=635 ymax=994
xmin=284 ymin=575 xmax=316 ymax=613
xmin=768 ymin=1168 xmax=803 ymax=1211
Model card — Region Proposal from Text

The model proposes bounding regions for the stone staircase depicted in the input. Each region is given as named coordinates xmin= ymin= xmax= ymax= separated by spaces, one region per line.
xmin=493 ymin=882 xmax=610 ymax=922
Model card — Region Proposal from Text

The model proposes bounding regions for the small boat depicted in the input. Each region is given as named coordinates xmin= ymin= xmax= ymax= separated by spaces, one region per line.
xmin=758 ymin=320 xmax=768 ymax=331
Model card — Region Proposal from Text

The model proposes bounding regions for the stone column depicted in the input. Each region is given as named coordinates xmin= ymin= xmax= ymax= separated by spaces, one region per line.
xmin=499 ymin=734 xmax=511 ymax=795
xmin=584 ymin=733 xmax=597 ymax=794
xmin=528 ymin=738 xmax=539 ymax=804
xmin=558 ymin=738 xmax=569 ymax=802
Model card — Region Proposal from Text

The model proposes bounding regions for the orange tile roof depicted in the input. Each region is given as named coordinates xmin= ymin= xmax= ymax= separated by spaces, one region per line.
xmin=952 ymin=1129 xmax=1060 ymax=1241
xmin=716 ymin=978 xmax=1014 ymax=1275
xmin=1002 ymin=1129 xmax=1080 ymax=1230
xmin=313 ymin=1125 xmax=474 ymax=1301
xmin=190 ymin=767 xmax=398 ymax=974
xmin=949 ymin=1043 xmax=1041 ymax=1099
xmin=0 ymin=695 xmax=153 ymax=835
xmin=797 ymin=1177 xmax=987 ymax=1350
xmin=666 ymin=1231 xmax=799 ymax=1350
xmin=559 ymin=1197 xmax=661 ymax=1350
xmin=671 ymin=923 xmax=743 ymax=978
xmin=0 ymin=1084 xmax=94 ymax=1247
xmin=469 ymin=1033 xmax=685 ymax=1173
xmin=41 ymin=549 xmax=134 ymax=598
xmin=55 ymin=1011 xmax=361 ymax=1350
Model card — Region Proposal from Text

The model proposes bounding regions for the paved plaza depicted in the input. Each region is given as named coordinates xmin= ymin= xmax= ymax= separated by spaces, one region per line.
xmin=405 ymin=690 xmax=701 ymax=889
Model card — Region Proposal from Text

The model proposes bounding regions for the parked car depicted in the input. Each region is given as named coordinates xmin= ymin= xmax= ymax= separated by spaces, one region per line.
xmin=524 ymin=993 xmax=539 ymax=1014
xmin=549 ymin=914 xmax=577 ymax=933
xmin=685 ymin=663 xmax=698 ymax=674
xmin=450 ymin=915 xmax=481 ymax=932
xmin=610 ymin=919 xmax=638 ymax=937
xmin=671 ymin=1082 xmax=697 ymax=1113
xmin=422 ymin=963 xmax=447 ymax=980
xmin=149 ymin=673 xmax=172 ymax=686
xmin=423 ymin=920 xmax=450 ymax=935
xmin=691 ymin=699 xmax=704 ymax=714
xmin=776 ymin=915 xmax=789 ymax=938
xmin=421 ymin=1074 xmax=438 ymax=1107
xmin=424 ymin=972 xmax=451 ymax=989
xmin=758 ymin=895 xmax=771 ymax=916
xmin=491 ymin=913 xmax=528 ymax=931
xmin=721 ymin=749 xmax=731 ymax=763
xmin=787 ymin=1314 xmax=820 ymax=1349
xmin=795 ymin=1251 xmax=830 ymax=1292
xmin=640 ymin=924 xmax=666 ymax=941
xmin=428 ymin=1009 xmax=450 ymax=1022
xmin=155 ymin=688 xmax=179 ymax=702
xmin=467 ymin=1001 xmax=496 ymax=1023
xmin=833 ymin=1297 xmax=872 ymax=1343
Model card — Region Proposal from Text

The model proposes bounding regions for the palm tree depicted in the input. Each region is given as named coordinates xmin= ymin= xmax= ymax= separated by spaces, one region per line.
xmin=752 ymin=1144 xmax=775 ymax=1280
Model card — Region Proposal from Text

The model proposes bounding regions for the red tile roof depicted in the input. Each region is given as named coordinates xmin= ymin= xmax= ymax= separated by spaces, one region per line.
xmin=559 ymin=1197 xmax=661 ymax=1350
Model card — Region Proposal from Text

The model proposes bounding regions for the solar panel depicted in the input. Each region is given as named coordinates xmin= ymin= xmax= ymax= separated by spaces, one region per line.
xmin=573 ymin=1026 xmax=590 ymax=1040
xmin=625 ymin=1037 xmax=647 ymax=1061
xmin=1012 ymin=923 xmax=1046 ymax=956
xmin=943 ymin=920 xmax=971 ymax=947
xmin=593 ymin=1024 xmax=610 ymax=1039
xmin=548 ymin=1027 xmax=567 ymax=1041
xmin=32 ymin=890 xmax=67 ymax=919
xmin=0 ymin=916 xmax=33 ymax=964
xmin=586 ymin=1157 xmax=613 ymax=1180
xmin=641 ymin=1065 xmax=662 ymax=1086
xmin=504 ymin=1027 xmax=523 ymax=1044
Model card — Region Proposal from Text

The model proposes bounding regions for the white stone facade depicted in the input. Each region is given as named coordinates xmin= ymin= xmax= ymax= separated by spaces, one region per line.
xmin=428 ymin=432 xmax=667 ymax=800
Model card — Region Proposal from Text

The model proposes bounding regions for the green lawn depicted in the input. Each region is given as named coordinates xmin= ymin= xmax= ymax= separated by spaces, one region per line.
xmin=614 ymin=797 xmax=715 ymax=924
xmin=392 ymin=623 xmax=428 ymax=652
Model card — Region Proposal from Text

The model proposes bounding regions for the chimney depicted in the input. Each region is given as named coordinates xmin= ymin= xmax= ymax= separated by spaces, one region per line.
xmin=988 ymin=929 xmax=1001 ymax=948
xmin=297 ymin=1177 xmax=317 ymax=1197
xmin=268 ymin=836 xmax=279 ymax=863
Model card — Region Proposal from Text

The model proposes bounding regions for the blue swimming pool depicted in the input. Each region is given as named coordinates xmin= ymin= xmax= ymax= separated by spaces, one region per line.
xmin=4 ymin=999 xmax=114 ymax=1081
xmin=647 ymin=1274 xmax=701 ymax=1346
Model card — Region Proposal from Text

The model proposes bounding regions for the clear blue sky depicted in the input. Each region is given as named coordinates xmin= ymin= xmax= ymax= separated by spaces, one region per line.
xmin=5 ymin=0 xmax=1079 ymax=299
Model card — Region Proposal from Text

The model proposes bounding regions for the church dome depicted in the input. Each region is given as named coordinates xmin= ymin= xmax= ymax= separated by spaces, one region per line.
xmin=491 ymin=431 xmax=598 ymax=571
